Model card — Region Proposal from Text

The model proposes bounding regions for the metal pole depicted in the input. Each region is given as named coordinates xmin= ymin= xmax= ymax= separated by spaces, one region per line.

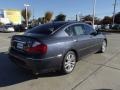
xmin=33 ymin=8 xmax=34 ymax=20
xmin=76 ymin=14 xmax=78 ymax=21
xmin=79 ymin=13 xmax=82 ymax=21
xmin=24 ymin=4 xmax=30 ymax=29
xmin=25 ymin=6 xmax=28 ymax=29
xmin=92 ymin=0 xmax=96 ymax=28
xmin=113 ymin=0 xmax=117 ymax=25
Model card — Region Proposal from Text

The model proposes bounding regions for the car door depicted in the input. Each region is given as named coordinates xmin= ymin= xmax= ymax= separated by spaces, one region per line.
xmin=65 ymin=24 xmax=97 ymax=57
xmin=71 ymin=24 xmax=98 ymax=57
xmin=83 ymin=24 xmax=99 ymax=53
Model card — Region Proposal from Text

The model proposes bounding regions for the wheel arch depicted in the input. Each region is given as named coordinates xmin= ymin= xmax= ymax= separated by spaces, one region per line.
xmin=104 ymin=38 xmax=107 ymax=46
xmin=64 ymin=49 xmax=79 ymax=62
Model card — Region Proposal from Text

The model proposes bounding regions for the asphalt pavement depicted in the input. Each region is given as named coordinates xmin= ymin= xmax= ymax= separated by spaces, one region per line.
xmin=0 ymin=32 xmax=120 ymax=90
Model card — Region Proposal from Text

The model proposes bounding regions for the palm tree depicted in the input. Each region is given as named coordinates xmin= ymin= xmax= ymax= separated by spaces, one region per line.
xmin=21 ymin=9 xmax=31 ymax=28
xmin=44 ymin=11 xmax=53 ymax=23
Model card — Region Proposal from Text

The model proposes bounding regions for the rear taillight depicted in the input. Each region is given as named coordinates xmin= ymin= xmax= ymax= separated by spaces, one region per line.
xmin=25 ymin=41 xmax=47 ymax=54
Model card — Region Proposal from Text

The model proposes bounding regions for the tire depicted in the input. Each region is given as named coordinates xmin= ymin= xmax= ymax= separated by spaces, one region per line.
xmin=61 ymin=51 xmax=76 ymax=74
xmin=99 ymin=40 xmax=107 ymax=53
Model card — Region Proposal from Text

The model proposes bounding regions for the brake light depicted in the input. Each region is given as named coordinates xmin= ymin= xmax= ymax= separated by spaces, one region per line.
xmin=25 ymin=42 xmax=47 ymax=54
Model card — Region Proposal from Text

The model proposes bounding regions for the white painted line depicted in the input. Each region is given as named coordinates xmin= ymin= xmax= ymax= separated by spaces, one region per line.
xmin=0 ymin=37 xmax=10 ymax=41
xmin=0 ymin=47 xmax=8 ymax=50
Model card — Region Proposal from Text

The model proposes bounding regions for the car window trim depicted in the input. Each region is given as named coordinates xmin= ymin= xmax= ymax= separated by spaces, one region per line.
xmin=83 ymin=24 xmax=96 ymax=35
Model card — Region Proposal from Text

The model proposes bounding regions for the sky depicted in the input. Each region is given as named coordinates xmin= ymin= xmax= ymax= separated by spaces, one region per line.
xmin=0 ymin=0 xmax=120 ymax=20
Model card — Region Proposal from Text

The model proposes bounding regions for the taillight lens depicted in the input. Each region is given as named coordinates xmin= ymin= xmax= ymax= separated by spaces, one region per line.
xmin=25 ymin=42 xmax=47 ymax=54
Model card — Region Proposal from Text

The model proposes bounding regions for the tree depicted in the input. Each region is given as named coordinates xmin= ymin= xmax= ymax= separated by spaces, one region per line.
xmin=82 ymin=15 xmax=93 ymax=21
xmin=21 ymin=9 xmax=31 ymax=23
xmin=37 ymin=11 xmax=53 ymax=24
xmin=44 ymin=11 xmax=53 ymax=23
xmin=30 ymin=19 xmax=39 ymax=27
xmin=101 ymin=16 xmax=112 ymax=25
xmin=38 ymin=17 xmax=43 ymax=23
xmin=82 ymin=15 xmax=100 ymax=25
xmin=54 ymin=14 xmax=66 ymax=21
xmin=0 ymin=22 xmax=4 ymax=26
xmin=115 ymin=12 xmax=120 ymax=24
xmin=95 ymin=19 xmax=101 ymax=25
xmin=38 ymin=17 xmax=46 ymax=24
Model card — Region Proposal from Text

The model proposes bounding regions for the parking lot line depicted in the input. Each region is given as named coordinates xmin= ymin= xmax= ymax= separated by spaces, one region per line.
xmin=0 ymin=37 xmax=10 ymax=41
xmin=0 ymin=47 xmax=8 ymax=50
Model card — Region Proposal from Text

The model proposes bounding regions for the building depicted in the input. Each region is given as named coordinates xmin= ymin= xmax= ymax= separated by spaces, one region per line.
xmin=0 ymin=9 xmax=21 ymax=25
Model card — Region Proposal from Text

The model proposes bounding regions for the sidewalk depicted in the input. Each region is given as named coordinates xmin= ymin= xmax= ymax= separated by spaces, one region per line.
xmin=73 ymin=49 xmax=120 ymax=90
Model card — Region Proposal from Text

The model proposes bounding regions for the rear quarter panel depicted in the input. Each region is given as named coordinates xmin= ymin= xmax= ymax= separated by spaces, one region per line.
xmin=42 ymin=37 xmax=77 ymax=59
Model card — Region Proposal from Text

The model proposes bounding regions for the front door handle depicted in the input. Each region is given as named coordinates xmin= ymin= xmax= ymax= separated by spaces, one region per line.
xmin=73 ymin=40 xmax=77 ymax=42
xmin=90 ymin=35 xmax=93 ymax=38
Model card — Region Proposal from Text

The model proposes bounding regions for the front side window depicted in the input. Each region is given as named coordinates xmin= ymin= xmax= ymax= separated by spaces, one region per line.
xmin=73 ymin=25 xmax=84 ymax=35
xmin=84 ymin=24 xmax=95 ymax=35
xmin=65 ymin=24 xmax=85 ymax=36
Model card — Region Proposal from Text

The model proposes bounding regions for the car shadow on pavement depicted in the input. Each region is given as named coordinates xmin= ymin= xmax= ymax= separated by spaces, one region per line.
xmin=0 ymin=52 xmax=64 ymax=87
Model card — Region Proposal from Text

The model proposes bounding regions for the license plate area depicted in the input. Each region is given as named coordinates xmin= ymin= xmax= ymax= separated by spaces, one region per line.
xmin=12 ymin=36 xmax=35 ymax=51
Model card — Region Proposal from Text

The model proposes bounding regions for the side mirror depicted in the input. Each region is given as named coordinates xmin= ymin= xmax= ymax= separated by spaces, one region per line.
xmin=96 ymin=29 xmax=102 ymax=34
xmin=90 ymin=31 xmax=98 ymax=36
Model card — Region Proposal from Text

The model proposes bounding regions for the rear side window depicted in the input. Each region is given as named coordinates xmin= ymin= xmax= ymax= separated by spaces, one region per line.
xmin=26 ymin=23 xmax=65 ymax=36
xmin=65 ymin=27 xmax=75 ymax=36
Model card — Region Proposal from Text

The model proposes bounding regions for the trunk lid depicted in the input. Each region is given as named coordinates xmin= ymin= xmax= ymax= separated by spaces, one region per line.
xmin=11 ymin=35 xmax=40 ymax=53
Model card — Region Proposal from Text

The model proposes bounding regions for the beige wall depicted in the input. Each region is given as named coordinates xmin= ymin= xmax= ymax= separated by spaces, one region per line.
xmin=4 ymin=9 xmax=21 ymax=25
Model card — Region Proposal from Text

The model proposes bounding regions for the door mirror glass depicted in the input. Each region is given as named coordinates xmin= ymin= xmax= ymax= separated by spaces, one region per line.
xmin=90 ymin=31 xmax=98 ymax=36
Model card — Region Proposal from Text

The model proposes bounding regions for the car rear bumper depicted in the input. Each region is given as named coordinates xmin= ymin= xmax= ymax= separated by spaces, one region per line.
xmin=9 ymin=52 xmax=63 ymax=74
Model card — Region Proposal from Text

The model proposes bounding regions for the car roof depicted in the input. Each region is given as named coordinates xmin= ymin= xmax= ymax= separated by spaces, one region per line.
xmin=51 ymin=21 xmax=83 ymax=25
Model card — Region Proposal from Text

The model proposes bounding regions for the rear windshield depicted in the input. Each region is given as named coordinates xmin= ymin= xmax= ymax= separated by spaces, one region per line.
xmin=25 ymin=23 xmax=65 ymax=36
